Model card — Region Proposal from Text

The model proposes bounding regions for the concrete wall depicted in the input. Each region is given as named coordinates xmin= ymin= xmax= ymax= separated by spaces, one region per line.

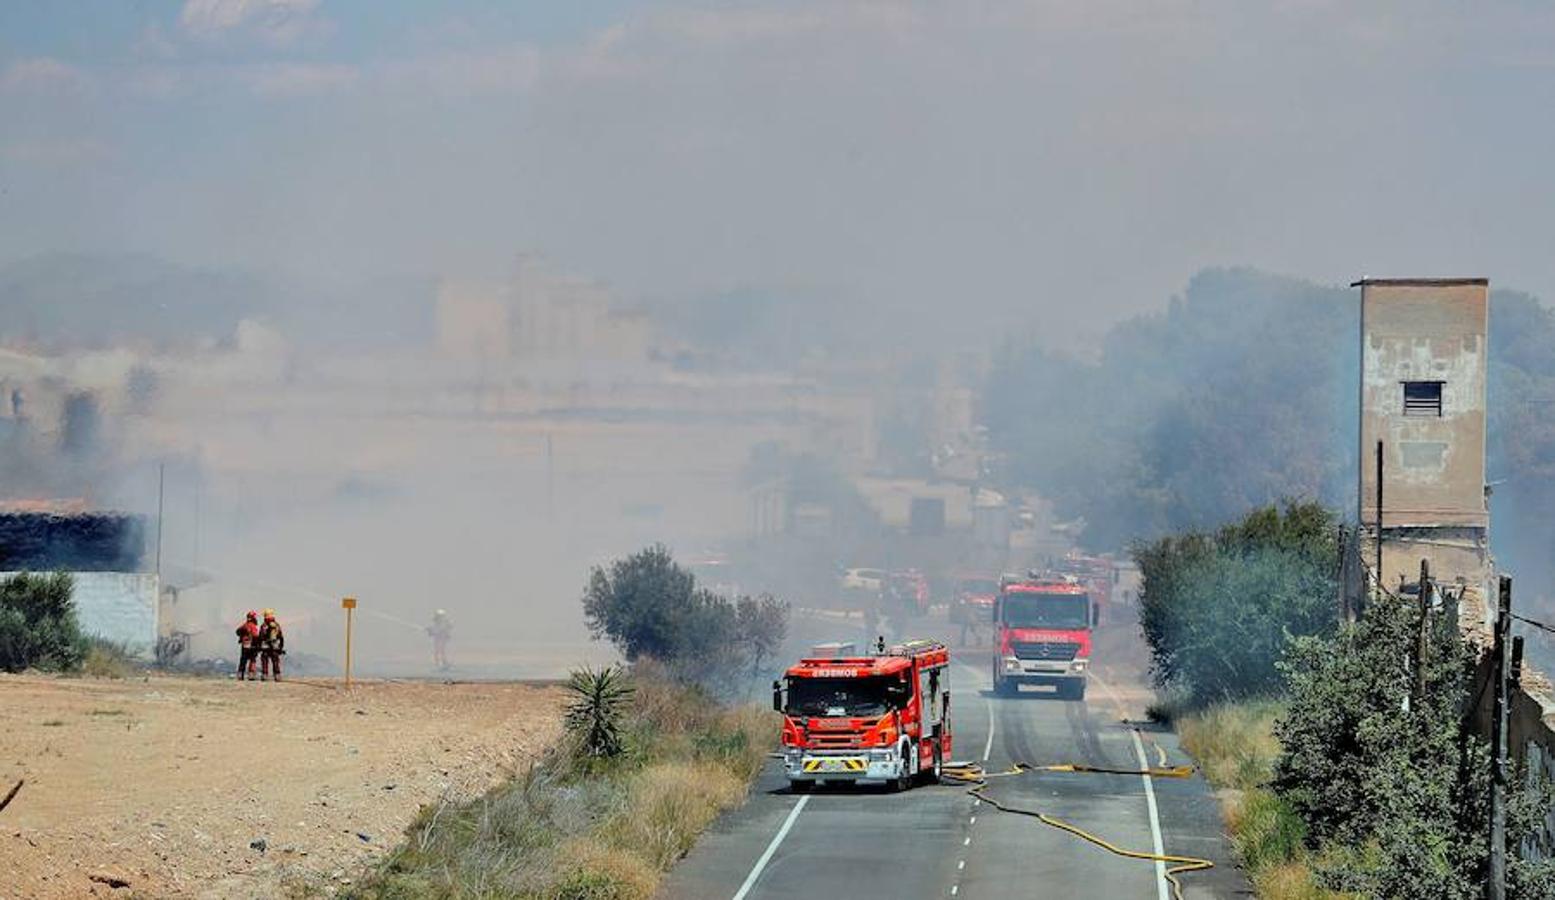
xmin=1358 ymin=279 xmax=1489 ymax=532
xmin=2 ymin=571 xmax=159 ymax=649
xmin=1510 ymin=686 xmax=1555 ymax=861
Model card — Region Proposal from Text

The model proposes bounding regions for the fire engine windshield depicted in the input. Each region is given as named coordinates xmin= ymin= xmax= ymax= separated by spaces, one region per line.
xmin=1002 ymin=593 xmax=1089 ymax=628
xmin=785 ymin=676 xmax=905 ymax=718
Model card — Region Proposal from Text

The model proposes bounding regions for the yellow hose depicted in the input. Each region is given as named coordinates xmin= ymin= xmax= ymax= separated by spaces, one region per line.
xmin=940 ymin=761 xmax=1215 ymax=900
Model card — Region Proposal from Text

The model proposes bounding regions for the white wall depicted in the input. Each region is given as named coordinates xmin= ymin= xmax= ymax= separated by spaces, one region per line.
xmin=2 ymin=571 xmax=159 ymax=649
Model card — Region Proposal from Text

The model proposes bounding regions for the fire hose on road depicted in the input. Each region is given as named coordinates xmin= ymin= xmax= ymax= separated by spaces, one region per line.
xmin=939 ymin=755 xmax=1215 ymax=900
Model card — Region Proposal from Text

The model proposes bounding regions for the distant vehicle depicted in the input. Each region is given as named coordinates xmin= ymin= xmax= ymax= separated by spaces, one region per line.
xmin=841 ymin=567 xmax=888 ymax=593
xmin=774 ymin=638 xmax=952 ymax=791
xmin=949 ymin=575 xmax=1000 ymax=645
xmin=991 ymin=576 xmax=1097 ymax=700
xmin=885 ymin=570 xmax=930 ymax=614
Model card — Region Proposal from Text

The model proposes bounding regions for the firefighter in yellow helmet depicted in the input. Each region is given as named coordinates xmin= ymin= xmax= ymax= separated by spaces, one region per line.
xmin=257 ymin=609 xmax=286 ymax=682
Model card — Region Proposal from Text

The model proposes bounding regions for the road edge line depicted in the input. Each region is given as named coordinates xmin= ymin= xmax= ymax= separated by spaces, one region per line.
xmin=731 ymin=794 xmax=809 ymax=900
xmin=1130 ymin=728 xmax=1171 ymax=900
xmin=957 ymin=662 xmax=997 ymax=763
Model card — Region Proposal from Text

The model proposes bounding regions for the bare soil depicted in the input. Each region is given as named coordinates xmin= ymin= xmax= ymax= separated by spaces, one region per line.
xmin=0 ymin=674 xmax=564 ymax=899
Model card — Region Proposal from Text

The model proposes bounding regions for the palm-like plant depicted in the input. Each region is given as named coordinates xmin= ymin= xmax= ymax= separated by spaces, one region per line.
xmin=565 ymin=665 xmax=634 ymax=759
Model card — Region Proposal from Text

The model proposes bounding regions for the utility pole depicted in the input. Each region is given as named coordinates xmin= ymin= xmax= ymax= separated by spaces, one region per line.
xmin=155 ymin=461 xmax=165 ymax=577
xmin=1414 ymin=559 xmax=1431 ymax=709
xmin=1488 ymin=575 xmax=1512 ymax=900
xmin=545 ymin=433 xmax=555 ymax=522
xmin=1374 ymin=439 xmax=1384 ymax=608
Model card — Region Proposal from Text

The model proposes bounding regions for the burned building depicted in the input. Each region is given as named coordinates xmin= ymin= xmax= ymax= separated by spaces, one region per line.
xmin=0 ymin=503 xmax=157 ymax=648
xmin=1354 ymin=277 xmax=1491 ymax=621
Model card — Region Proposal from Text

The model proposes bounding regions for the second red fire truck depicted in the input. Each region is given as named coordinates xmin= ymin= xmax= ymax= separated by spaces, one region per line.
xmin=991 ymin=575 xmax=1098 ymax=700
xmin=773 ymin=639 xmax=952 ymax=792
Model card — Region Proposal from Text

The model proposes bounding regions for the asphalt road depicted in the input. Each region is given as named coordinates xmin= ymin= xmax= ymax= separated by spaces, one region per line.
xmin=661 ymin=661 xmax=1251 ymax=900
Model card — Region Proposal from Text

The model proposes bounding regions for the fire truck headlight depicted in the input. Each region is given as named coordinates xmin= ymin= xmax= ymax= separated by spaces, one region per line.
xmin=869 ymin=749 xmax=895 ymax=762
xmin=1071 ymin=660 xmax=1087 ymax=672
xmin=1002 ymin=656 xmax=1021 ymax=672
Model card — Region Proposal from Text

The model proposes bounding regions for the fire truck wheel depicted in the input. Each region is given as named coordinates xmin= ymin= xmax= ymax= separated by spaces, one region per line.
xmin=893 ymin=746 xmax=914 ymax=792
xmin=928 ymin=745 xmax=943 ymax=785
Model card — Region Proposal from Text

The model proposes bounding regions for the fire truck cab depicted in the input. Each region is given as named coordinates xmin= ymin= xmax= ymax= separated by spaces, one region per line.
xmin=773 ymin=639 xmax=952 ymax=792
xmin=992 ymin=576 xmax=1097 ymax=700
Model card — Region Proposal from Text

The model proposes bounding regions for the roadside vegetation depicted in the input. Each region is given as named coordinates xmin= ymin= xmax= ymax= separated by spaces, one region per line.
xmin=1139 ymin=504 xmax=1555 ymax=898
xmin=0 ymin=571 xmax=145 ymax=677
xmin=356 ymin=546 xmax=786 ymax=899
xmin=0 ymin=571 xmax=86 ymax=673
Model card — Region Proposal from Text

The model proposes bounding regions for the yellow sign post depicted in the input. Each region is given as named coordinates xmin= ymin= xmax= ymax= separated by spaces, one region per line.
xmin=342 ymin=597 xmax=357 ymax=689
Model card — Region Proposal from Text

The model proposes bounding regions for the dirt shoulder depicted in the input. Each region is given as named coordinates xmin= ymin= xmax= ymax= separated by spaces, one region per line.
xmin=0 ymin=674 xmax=565 ymax=899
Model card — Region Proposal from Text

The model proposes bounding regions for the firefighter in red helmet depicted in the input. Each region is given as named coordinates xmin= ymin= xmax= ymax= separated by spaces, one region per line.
xmin=234 ymin=611 xmax=260 ymax=681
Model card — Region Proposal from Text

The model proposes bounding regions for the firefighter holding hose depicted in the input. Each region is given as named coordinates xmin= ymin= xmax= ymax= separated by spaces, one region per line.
xmin=257 ymin=609 xmax=286 ymax=681
xmin=234 ymin=610 xmax=260 ymax=680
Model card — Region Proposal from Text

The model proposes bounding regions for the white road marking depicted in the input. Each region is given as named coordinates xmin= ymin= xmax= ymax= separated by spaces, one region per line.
xmin=963 ymin=836 xmax=971 ymax=846
xmin=958 ymin=860 xmax=966 ymax=870
xmin=951 ymin=886 xmax=959 ymax=896
xmin=1131 ymin=729 xmax=1170 ymax=900
xmin=731 ymin=794 xmax=809 ymax=900
xmin=969 ymin=815 xmax=976 ymax=824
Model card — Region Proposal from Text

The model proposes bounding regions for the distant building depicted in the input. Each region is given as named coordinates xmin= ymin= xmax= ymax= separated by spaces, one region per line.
xmin=434 ymin=258 xmax=651 ymax=365
xmin=435 ymin=280 xmax=511 ymax=359
xmin=0 ymin=504 xmax=157 ymax=648
xmin=1354 ymin=278 xmax=1491 ymax=619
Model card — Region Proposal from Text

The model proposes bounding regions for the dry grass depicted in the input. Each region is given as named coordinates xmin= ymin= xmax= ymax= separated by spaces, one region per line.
xmin=353 ymin=672 xmax=778 ymax=899
xmin=80 ymin=640 xmax=136 ymax=679
xmin=1175 ymin=701 xmax=1347 ymax=900
xmin=1177 ymin=700 xmax=1283 ymax=791
xmin=1252 ymin=862 xmax=1342 ymax=900
xmin=602 ymin=764 xmax=747 ymax=871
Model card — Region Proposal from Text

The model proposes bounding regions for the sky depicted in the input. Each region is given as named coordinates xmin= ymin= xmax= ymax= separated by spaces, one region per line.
xmin=3 ymin=0 xmax=1555 ymax=340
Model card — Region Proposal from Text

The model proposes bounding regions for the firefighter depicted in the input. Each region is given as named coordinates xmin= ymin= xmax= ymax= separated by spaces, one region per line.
xmin=257 ymin=608 xmax=286 ymax=682
xmin=234 ymin=610 xmax=260 ymax=680
xmin=427 ymin=609 xmax=452 ymax=670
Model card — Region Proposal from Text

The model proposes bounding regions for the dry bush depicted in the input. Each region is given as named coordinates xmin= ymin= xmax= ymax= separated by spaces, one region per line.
xmin=552 ymin=836 xmax=659 ymax=900
xmin=1176 ymin=700 xmax=1283 ymax=791
xmin=81 ymin=639 xmax=136 ymax=679
xmin=601 ymin=763 xmax=745 ymax=870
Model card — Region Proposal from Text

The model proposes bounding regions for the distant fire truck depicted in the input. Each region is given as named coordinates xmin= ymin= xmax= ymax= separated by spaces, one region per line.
xmin=773 ymin=639 xmax=952 ymax=791
xmin=949 ymin=574 xmax=1000 ymax=646
xmin=992 ymin=576 xmax=1097 ymax=700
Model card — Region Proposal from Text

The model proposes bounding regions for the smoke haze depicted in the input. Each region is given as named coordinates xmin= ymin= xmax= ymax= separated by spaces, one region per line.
xmin=5 ymin=2 xmax=1555 ymax=673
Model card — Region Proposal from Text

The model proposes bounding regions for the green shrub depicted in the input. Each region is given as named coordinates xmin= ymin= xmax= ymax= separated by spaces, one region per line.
xmin=1233 ymin=789 xmax=1307 ymax=874
xmin=0 ymin=572 xmax=84 ymax=672
xmin=1134 ymin=503 xmax=1338 ymax=706
xmin=566 ymin=665 xmax=633 ymax=761
xmin=1275 ymin=591 xmax=1555 ymax=899
xmin=581 ymin=545 xmax=788 ymax=693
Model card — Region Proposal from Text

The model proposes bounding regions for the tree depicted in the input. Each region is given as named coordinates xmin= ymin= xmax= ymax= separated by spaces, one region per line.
xmin=1275 ymin=587 xmax=1555 ymax=898
xmin=1134 ymin=501 xmax=1338 ymax=705
xmin=0 ymin=572 xmax=84 ymax=673
xmin=734 ymin=594 xmax=788 ymax=680
xmin=582 ymin=545 xmax=790 ymax=689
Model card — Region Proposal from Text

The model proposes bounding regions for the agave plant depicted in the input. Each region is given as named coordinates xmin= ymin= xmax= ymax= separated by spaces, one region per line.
xmin=565 ymin=665 xmax=634 ymax=759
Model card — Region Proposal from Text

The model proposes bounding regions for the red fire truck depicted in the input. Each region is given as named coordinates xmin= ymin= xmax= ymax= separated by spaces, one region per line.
xmin=991 ymin=576 xmax=1097 ymax=700
xmin=773 ymin=639 xmax=952 ymax=792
